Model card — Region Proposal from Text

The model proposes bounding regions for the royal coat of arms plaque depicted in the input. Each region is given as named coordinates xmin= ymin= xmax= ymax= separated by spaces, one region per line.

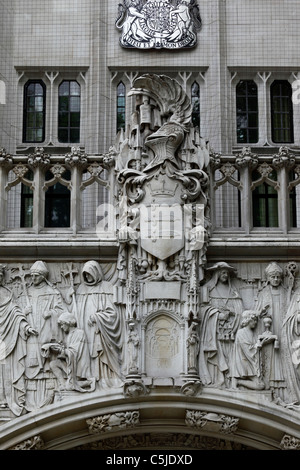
xmin=116 ymin=0 xmax=202 ymax=50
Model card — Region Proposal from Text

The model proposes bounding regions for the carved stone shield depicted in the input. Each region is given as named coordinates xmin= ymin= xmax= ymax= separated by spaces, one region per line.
xmin=139 ymin=176 xmax=185 ymax=260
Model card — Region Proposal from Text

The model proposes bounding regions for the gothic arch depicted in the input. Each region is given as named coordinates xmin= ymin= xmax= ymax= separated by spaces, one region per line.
xmin=1 ymin=389 xmax=299 ymax=450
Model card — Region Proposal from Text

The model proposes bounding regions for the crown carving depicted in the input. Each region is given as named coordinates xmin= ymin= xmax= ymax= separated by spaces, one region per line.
xmin=149 ymin=177 xmax=178 ymax=197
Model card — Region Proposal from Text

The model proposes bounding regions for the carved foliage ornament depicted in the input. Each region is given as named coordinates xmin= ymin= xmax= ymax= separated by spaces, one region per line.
xmin=116 ymin=0 xmax=202 ymax=50
xmin=185 ymin=410 xmax=239 ymax=435
xmin=87 ymin=411 xmax=140 ymax=434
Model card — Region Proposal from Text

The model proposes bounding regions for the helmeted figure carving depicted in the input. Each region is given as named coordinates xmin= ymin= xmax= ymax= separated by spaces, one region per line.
xmin=75 ymin=260 xmax=125 ymax=388
xmin=199 ymin=262 xmax=244 ymax=388
xmin=115 ymin=73 xmax=210 ymax=392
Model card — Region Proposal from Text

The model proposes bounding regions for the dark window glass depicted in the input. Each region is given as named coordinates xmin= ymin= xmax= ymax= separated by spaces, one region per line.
xmin=117 ymin=81 xmax=126 ymax=133
xmin=20 ymin=170 xmax=34 ymax=228
xmin=236 ymin=80 xmax=258 ymax=144
xmin=191 ymin=81 xmax=200 ymax=129
xmin=58 ymin=81 xmax=80 ymax=143
xmin=252 ymin=170 xmax=278 ymax=227
xmin=44 ymin=170 xmax=71 ymax=227
xmin=23 ymin=81 xmax=46 ymax=143
xmin=271 ymin=80 xmax=294 ymax=143
xmin=289 ymin=171 xmax=297 ymax=228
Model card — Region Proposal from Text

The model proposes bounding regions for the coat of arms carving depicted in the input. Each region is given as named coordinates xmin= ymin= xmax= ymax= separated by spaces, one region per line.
xmin=116 ymin=0 xmax=202 ymax=50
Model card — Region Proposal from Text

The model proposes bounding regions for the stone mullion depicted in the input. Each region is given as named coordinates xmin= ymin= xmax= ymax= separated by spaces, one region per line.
xmin=0 ymin=165 xmax=8 ymax=232
xmin=239 ymin=166 xmax=252 ymax=234
xmin=32 ymin=166 xmax=45 ymax=234
xmin=70 ymin=165 xmax=82 ymax=234
xmin=277 ymin=166 xmax=289 ymax=234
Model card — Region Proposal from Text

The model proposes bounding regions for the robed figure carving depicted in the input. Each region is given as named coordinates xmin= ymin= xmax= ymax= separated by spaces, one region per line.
xmin=43 ymin=312 xmax=96 ymax=393
xmin=75 ymin=261 xmax=125 ymax=388
xmin=199 ymin=262 xmax=244 ymax=388
xmin=17 ymin=261 xmax=65 ymax=411
xmin=254 ymin=262 xmax=290 ymax=398
xmin=0 ymin=265 xmax=37 ymax=416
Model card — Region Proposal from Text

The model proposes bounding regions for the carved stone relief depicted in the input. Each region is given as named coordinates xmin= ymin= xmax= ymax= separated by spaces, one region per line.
xmin=87 ymin=411 xmax=140 ymax=434
xmin=185 ymin=410 xmax=239 ymax=435
xmin=116 ymin=0 xmax=202 ymax=50
xmin=9 ymin=435 xmax=45 ymax=451
xmin=2 ymin=73 xmax=300 ymax=427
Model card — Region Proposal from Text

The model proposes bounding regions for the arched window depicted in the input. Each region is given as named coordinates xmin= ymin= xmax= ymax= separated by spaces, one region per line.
xmin=252 ymin=170 xmax=278 ymax=227
xmin=44 ymin=170 xmax=71 ymax=227
xmin=117 ymin=81 xmax=126 ymax=133
xmin=23 ymin=80 xmax=46 ymax=143
xmin=58 ymin=80 xmax=81 ymax=143
xmin=271 ymin=80 xmax=294 ymax=144
xmin=236 ymin=80 xmax=258 ymax=144
xmin=191 ymin=81 xmax=200 ymax=129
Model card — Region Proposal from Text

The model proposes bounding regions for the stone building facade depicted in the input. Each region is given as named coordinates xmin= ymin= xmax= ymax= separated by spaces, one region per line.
xmin=1 ymin=0 xmax=300 ymax=451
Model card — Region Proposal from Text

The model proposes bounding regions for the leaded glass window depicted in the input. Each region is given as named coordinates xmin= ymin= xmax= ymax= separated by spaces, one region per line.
xmin=236 ymin=80 xmax=258 ymax=144
xmin=252 ymin=170 xmax=278 ymax=227
xmin=191 ymin=81 xmax=200 ymax=129
xmin=20 ymin=170 xmax=34 ymax=228
xmin=117 ymin=81 xmax=126 ymax=133
xmin=58 ymin=80 xmax=81 ymax=143
xmin=44 ymin=170 xmax=71 ymax=227
xmin=271 ymin=80 xmax=294 ymax=144
xmin=23 ymin=81 xmax=46 ymax=143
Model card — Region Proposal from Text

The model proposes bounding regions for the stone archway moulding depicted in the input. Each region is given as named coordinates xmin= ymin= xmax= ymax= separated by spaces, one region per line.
xmin=1 ymin=388 xmax=300 ymax=451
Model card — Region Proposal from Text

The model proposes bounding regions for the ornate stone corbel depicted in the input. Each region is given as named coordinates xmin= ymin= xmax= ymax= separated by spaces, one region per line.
xmin=124 ymin=380 xmax=150 ymax=398
xmin=27 ymin=147 xmax=51 ymax=170
xmin=180 ymin=380 xmax=202 ymax=397
xmin=0 ymin=148 xmax=13 ymax=168
xmin=65 ymin=146 xmax=88 ymax=169
xmin=86 ymin=411 xmax=140 ymax=434
xmin=235 ymin=146 xmax=258 ymax=169
xmin=272 ymin=146 xmax=295 ymax=170
xmin=185 ymin=410 xmax=239 ymax=435
xmin=280 ymin=434 xmax=300 ymax=450
xmin=9 ymin=435 xmax=45 ymax=450
xmin=208 ymin=149 xmax=222 ymax=170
